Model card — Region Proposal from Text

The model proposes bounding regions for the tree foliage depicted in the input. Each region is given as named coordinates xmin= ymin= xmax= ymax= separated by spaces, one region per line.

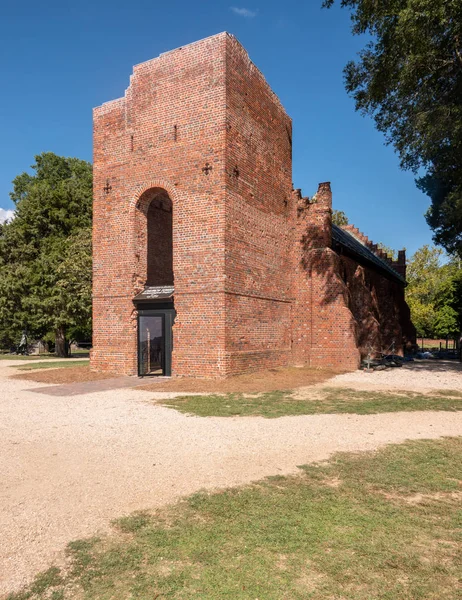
xmin=377 ymin=244 xmax=397 ymax=261
xmin=0 ymin=153 xmax=92 ymax=355
xmin=332 ymin=209 xmax=350 ymax=226
xmin=325 ymin=0 xmax=462 ymax=257
xmin=405 ymin=245 xmax=461 ymax=338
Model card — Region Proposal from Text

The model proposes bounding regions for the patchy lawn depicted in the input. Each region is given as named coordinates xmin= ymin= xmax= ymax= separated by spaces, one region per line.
xmin=15 ymin=360 xmax=90 ymax=371
xmin=10 ymin=364 xmax=115 ymax=385
xmin=158 ymin=387 xmax=462 ymax=417
xmin=0 ymin=352 xmax=89 ymax=360
xmin=8 ymin=437 xmax=462 ymax=600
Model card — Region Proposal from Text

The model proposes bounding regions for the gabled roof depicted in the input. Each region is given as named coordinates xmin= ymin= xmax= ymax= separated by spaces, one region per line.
xmin=332 ymin=224 xmax=406 ymax=285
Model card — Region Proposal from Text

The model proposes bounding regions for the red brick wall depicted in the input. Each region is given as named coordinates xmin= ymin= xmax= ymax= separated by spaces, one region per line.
xmin=290 ymin=183 xmax=415 ymax=369
xmin=223 ymin=35 xmax=293 ymax=373
xmin=291 ymin=185 xmax=359 ymax=370
xmin=335 ymin=230 xmax=415 ymax=356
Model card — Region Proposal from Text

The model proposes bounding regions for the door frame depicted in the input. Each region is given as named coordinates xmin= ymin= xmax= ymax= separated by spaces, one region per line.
xmin=137 ymin=308 xmax=175 ymax=377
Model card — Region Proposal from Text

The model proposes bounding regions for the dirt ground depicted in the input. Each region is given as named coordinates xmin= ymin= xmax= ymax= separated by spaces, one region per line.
xmin=12 ymin=364 xmax=342 ymax=390
xmin=2 ymin=359 xmax=462 ymax=597
xmin=11 ymin=360 xmax=462 ymax=395
xmin=11 ymin=365 xmax=120 ymax=385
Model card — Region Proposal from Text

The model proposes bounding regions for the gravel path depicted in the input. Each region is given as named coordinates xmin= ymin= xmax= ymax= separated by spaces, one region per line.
xmin=324 ymin=359 xmax=462 ymax=392
xmin=1 ymin=361 xmax=462 ymax=596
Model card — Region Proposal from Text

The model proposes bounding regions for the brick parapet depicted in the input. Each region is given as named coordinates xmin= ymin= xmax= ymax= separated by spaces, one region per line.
xmin=341 ymin=223 xmax=406 ymax=279
xmin=290 ymin=182 xmax=360 ymax=369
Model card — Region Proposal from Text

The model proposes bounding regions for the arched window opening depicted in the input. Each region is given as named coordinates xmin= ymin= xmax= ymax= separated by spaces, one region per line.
xmin=146 ymin=192 xmax=173 ymax=287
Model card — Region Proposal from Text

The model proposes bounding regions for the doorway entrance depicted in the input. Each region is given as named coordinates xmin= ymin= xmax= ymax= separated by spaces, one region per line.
xmin=135 ymin=187 xmax=175 ymax=377
xmin=137 ymin=308 xmax=175 ymax=376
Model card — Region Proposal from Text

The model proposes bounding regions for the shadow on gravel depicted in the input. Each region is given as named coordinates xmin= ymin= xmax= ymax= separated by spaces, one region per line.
xmin=404 ymin=360 xmax=462 ymax=374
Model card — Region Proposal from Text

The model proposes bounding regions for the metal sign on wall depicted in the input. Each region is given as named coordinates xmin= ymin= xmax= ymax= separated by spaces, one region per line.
xmin=134 ymin=286 xmax=174 ymax=301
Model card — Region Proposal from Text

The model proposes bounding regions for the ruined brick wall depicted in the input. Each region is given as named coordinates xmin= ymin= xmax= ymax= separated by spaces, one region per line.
xmin=344 ymin=256 xmax=416 ymax=356
xmin=337 ymin=255 xmax=382 ymax=356
xmin=291 ymin=183 xmax=415 ymax=369
xmin=339 ymin=226 xmax=416 ymax=356
xmin=291 ymin=184 xmax=360 ymax=370
xmin=338 ymin=255 xmax=410 ymax=357
xmin=223 ymin=35 xmax=293 ymax=374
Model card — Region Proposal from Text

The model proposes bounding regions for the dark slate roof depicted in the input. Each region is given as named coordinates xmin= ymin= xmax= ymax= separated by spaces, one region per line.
xmin=332 ymin=224 xmax=406 ymax=284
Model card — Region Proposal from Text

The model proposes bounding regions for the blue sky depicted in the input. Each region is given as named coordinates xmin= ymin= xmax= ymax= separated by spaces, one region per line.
xmin=0 ymin=0 xmax=432 ymax=255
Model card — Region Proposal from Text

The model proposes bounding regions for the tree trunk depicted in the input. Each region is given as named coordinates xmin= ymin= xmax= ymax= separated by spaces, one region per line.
xmin=55 ymin=326 xmax=68 ymax=358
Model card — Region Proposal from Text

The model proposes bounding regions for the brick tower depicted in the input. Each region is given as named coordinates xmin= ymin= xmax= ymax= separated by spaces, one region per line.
xmin=92 ymin=33 xmax=294 ymax=377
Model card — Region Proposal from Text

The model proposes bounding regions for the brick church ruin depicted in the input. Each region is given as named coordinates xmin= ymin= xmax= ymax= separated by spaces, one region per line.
xmin=92 ymin=32 xmax=415 ymax=378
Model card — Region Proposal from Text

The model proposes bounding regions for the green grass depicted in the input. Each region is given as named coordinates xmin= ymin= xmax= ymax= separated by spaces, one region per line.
xmin=8 ymin=437 xmax=462 ymax=600
xmin=158 ymin=387 xmax=462 ymax=417
xmin=0 ymin=352 xmax=89 ymax=361
xmin=432 ymin=389 xmax=462 ymax=398
xmin=15 ymin=359 xmax=90 ymax=371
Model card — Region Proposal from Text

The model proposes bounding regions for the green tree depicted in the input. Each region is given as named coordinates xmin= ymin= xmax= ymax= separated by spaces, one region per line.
xmin=433 ymin=305 xmax=459 ymax=338
xmin=434 ymin=255 xmax=462 ymax=336
xmin=406 ymin=244 xmax=462 ymax=339
xmin=324 ymin=0 xmax=462 ymax=257
xmin=406 ymin=245 xmax=442 ymax=337
xmin=332 ymin=210 xmax=349 ymax=226
xmin=0 ymin=153 xmax=92 ymax=356
xmin=407 ymin=300 xmax=437 ymax=339
xmin=377 ymin=244 xmax=397 ymax=261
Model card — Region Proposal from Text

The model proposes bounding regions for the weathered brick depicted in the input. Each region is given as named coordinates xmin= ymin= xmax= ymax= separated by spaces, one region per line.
xmin=91 ymin=32 xmax=415 ymax=378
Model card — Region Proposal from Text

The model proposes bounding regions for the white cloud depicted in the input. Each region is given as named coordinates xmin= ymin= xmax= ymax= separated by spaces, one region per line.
xmin=230 ymin=6 xmax=258 ymax=17
xmin=0 ymin=208 xmax=14 ymax=224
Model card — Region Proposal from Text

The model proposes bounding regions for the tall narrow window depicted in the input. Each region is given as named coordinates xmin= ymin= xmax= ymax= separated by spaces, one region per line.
xmin=146 ymin=193 xmax=173 ymax=286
